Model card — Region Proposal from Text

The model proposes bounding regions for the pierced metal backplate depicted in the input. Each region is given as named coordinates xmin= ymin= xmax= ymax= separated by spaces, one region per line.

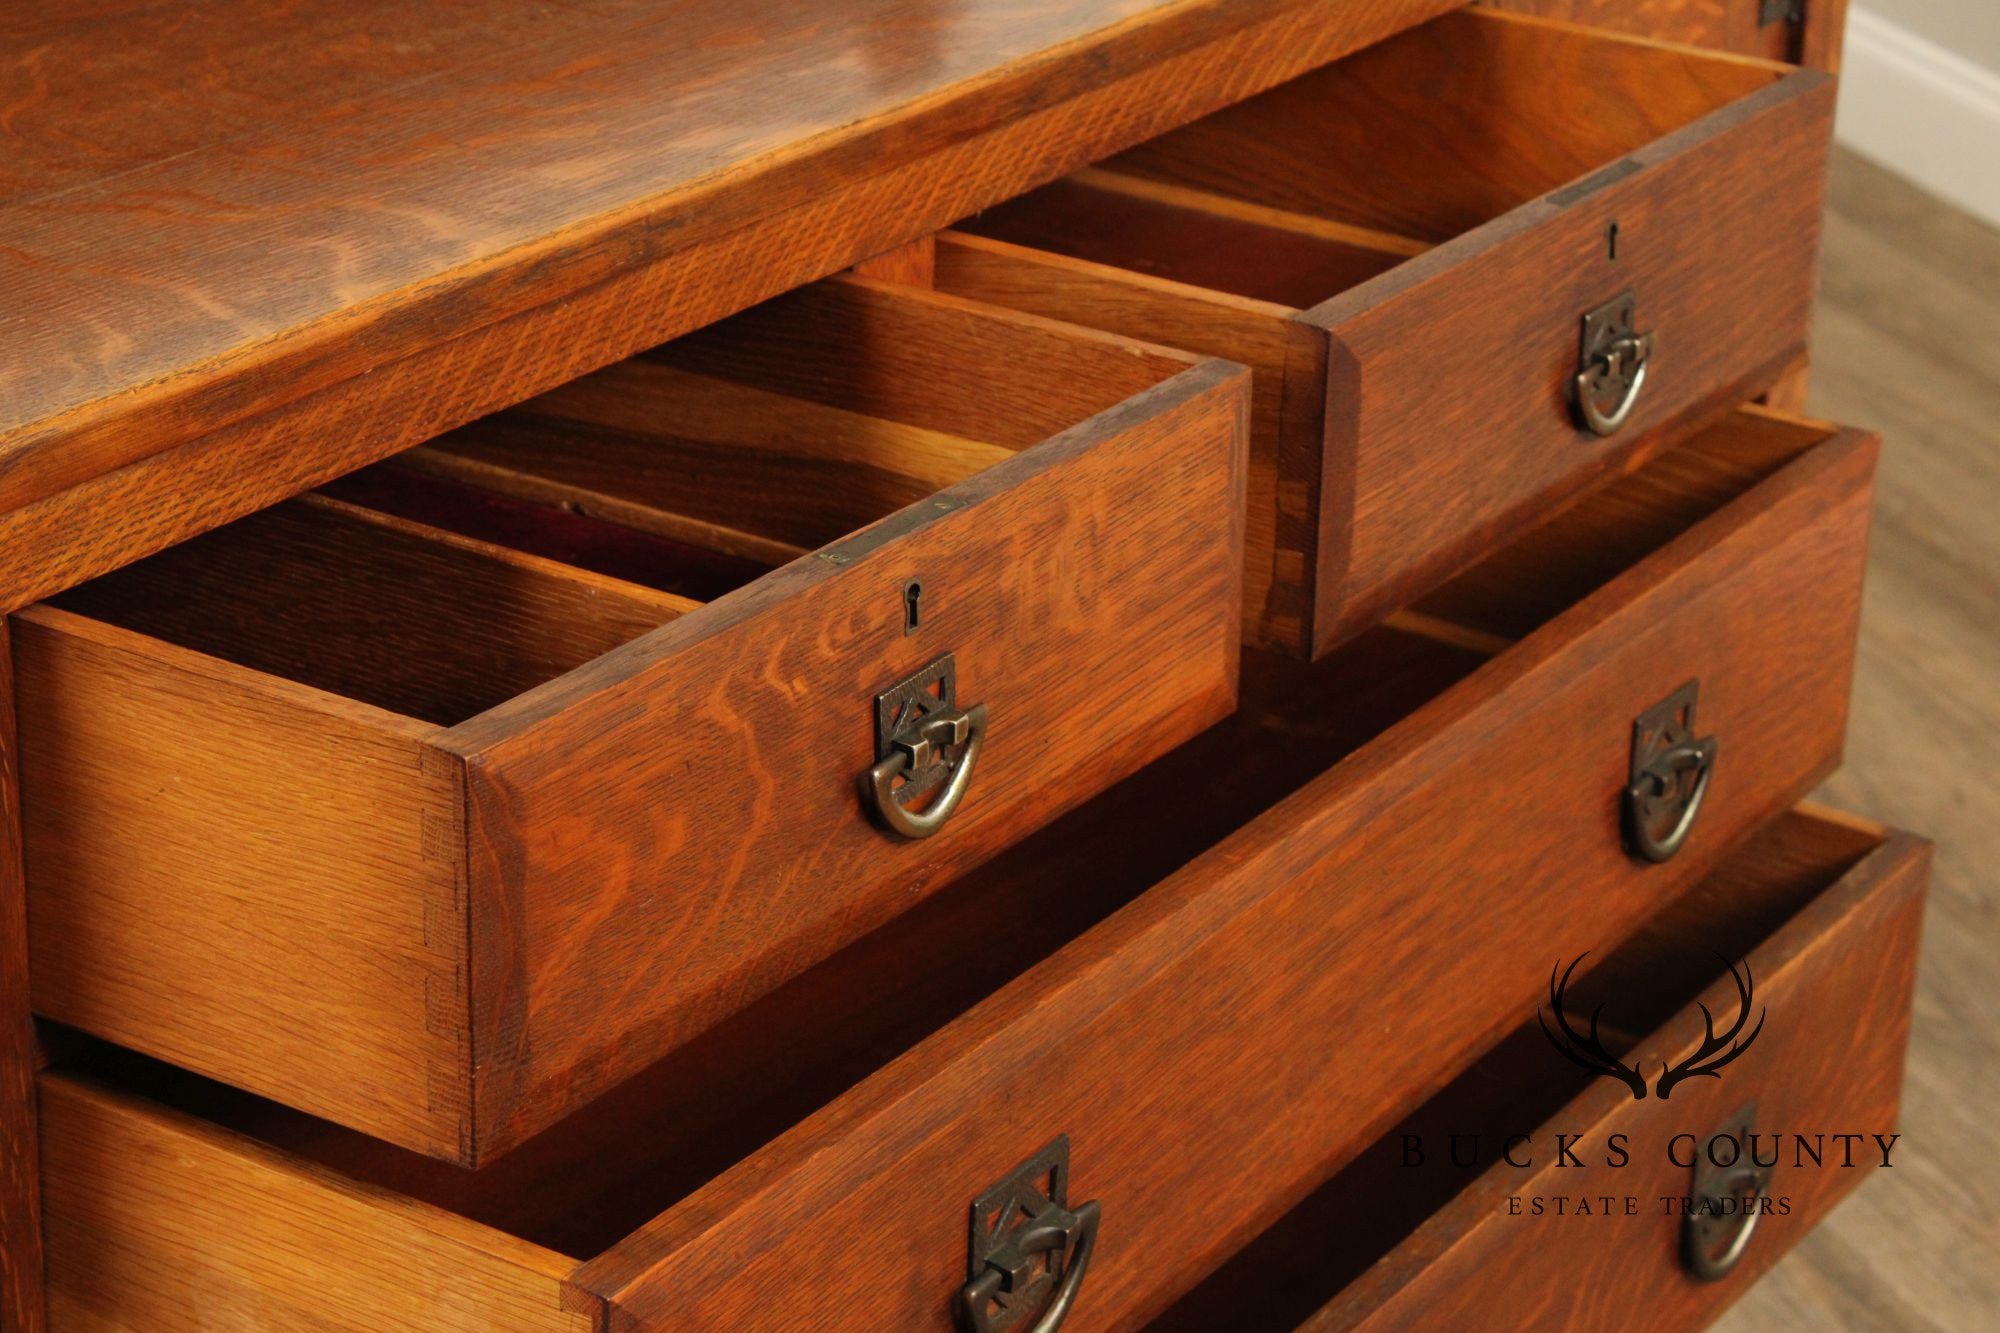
xmin=876 ymin=652 xmax=961 ymax=804
xmin=1624 ymin=679 xmax=1718 ymax=863
xmin=1630 ymin=680 xmax=1700 ymax=780
xmin=1582 ymin=290 xmax=1639 ymax=356
xmin=964 ymin=1137 xmax=1076 ymax=1333
xmin=1579 ymin=291 xmax=1637 ymax=400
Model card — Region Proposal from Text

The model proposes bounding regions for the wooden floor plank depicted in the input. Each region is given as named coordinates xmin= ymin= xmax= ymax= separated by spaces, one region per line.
xmin=1715 ymin=149 xmax=2000 ymax=1332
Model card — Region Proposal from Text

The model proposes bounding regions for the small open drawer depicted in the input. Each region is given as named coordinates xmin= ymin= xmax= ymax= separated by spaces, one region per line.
xmin=37 ymin=409 xmax=1878 ymax=1330
xmin=937 ymin=8 xmax=1835 ymax=657
xmin=1154 ymin=807 xmax=1929 ymax=1332
xmin=1481 ymin=0 xmax=1838 ymax=68
xmin=16 ymin=277 xmax=1249 ymax=1165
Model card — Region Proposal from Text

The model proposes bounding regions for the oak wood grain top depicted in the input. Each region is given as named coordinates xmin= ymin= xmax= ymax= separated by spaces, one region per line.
xmin=0 ymin=0 xmax=1448 ymax=574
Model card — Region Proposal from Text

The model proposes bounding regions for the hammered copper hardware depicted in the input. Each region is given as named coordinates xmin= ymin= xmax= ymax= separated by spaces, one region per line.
xmin=1683 ymin=1103 xmax=1772 ymax=1282
xmin=867 ymin=652 xmax=987 ymax=839
xmin=1624 ymin=680 xmax=1718 ymax=863
xmin=1575 ymin=290 xmax=1657 ymax=436
xmin=959 ymin=1137 xmax=1101 ymax=1333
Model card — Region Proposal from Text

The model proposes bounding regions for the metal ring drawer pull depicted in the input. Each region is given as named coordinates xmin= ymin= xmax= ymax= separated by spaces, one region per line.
xmin=1624 ymin=737 xmax=1716 ymax=863
xmin=1683 ymin=1105 xmax=1771 ymax=1282
xmin=867 ymin=701 xmax=986 ymax=839
xmin=958 ymin=1197 xmax=1100 ymax=1333
xmin=1623 ymin=680 xmax=1717 ymax=864
xmin=1575 ymin=289 xmax=1656 ymax=437
xmin=1576 ymin=332 xmax=1654 ymax=436
xmin=1683 ymin=1167 xmax=1764 ymax=1281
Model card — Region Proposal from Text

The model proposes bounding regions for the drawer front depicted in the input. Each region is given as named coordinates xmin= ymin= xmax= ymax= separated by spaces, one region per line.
xmin=30 ymin=416 xmax=1878 ymax=1332
xmin=17 ymin=279 xmax=1249 ymax=1165
xmin=1295 ymin=64 xmax=1834 ymax=649
xmin=942 ymin=11 xmax=1835 ymax=658
xmin=451 ymin=283 xmax=1248 ymax=1159
xmin=570 ymin=426 xmax=1876 ymax=1327
xmin=1152 ymin=807 xmax=1928 ymax=1331
xmin=1316 ymin=813 xmax=1927 ymax=1330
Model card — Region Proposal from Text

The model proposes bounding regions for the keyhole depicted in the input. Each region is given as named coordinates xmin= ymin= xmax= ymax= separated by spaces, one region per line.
xmin=1607 ymin=220 xmax=1621 ymax=261
xmin=903 ymin=580 xmax=923 ymax=635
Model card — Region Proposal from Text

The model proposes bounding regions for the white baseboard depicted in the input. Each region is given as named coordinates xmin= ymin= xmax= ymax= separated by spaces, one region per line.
xmin=1835 ymin=7 xmax=2000 ymax=228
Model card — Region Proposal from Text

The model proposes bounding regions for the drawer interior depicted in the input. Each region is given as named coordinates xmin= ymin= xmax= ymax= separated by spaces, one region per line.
xmin=956 ymin=9 xmax=1790 ymax=307
xmin=43 ymin=408 xmax=1841 ymax=1264
xmin=38 ymin=278 xmax=1190 ymax=729
xmin=1149 ymin=805 xmax=1893 ymax=1331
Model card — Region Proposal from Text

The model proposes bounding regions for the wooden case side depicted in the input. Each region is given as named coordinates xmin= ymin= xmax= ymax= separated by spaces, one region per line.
xmin=454 ymin=359 xmax=1250 ymax=1162
xmin=1797 ymin=0 xmax=1851 ymax=72
xmin=37 ymin=1073 xmax=595 ymax=1333
xmin=572 ymin=430 xmax=1878 ymax=1328
xmin=1304 ymin=67 xmax=1834 ymax=654
xmin=1319 ymin=826 xmax=1931 ymax=1330
xmin=1 ymin=622 xmax=46 ymax=1330
xmin=14 ymin=609 xmax=474 ymax=1161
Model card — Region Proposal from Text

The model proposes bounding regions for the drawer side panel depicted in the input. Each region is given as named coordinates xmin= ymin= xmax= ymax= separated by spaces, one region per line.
xmin=37 ymin=1075 xmax=592 ymax=1333
xmin=16 ymin=612 xmax=470 ymax=1159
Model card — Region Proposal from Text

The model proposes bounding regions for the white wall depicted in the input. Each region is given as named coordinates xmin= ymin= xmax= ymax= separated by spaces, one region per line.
xmin=1863 ymin=0 xmax=2000 ymax=70
xmin=1835 ymin=4 xmax=2000 ymax=227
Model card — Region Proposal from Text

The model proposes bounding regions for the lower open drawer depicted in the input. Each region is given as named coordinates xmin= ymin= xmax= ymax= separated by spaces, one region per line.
xmin=1155 ymin=806 xmax=1928 ymax=1332
xmin=38 ymin=410 xmax=1879 ymax=1330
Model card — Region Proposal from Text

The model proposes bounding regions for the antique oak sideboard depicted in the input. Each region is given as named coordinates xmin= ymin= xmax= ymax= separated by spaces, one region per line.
xmin=1 ymin=1 xmax=1925 ymax=1329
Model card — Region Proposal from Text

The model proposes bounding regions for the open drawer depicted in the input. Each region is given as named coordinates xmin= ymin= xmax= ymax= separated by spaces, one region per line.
xmin=36 ymin=408 xmax=1876 ymax=1330
xmin=1154 ymin=806 xmax=1928 ymax=1332
xmin=936 ymin=8 xmax=1835 ymax=657
xmin=15 ymin=277 xmax=1249 ymax=1165
xmin=1480 ymin=0 xmax=1846 ymax=70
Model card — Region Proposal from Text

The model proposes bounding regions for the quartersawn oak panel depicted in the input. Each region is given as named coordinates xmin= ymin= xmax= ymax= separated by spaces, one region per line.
xmin=942 ymin=10 xmax=1834 ymax=657
xmin=26 ymin=413 xmax=1878 ymax=1330
xmin=1152 ymin=807 xmax=1927 ymax=1331
xmin=17 ymin=278 xmax=1249 ymax=1165
xmin=1308 ymin=819 xmax=1927 ymax=1331
xmin=571 ymin=423 xmax=1877 ymax=1329
xmin=0 ymin=0 xmax=1457 ymax=615
xmin=37 ymin=1076 xmax=593 ymax=1333
xmin=14 ymin=611 xmax=473 ymax=1160
xmin=450 ymin=340 xmax=1249 ymax=1156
